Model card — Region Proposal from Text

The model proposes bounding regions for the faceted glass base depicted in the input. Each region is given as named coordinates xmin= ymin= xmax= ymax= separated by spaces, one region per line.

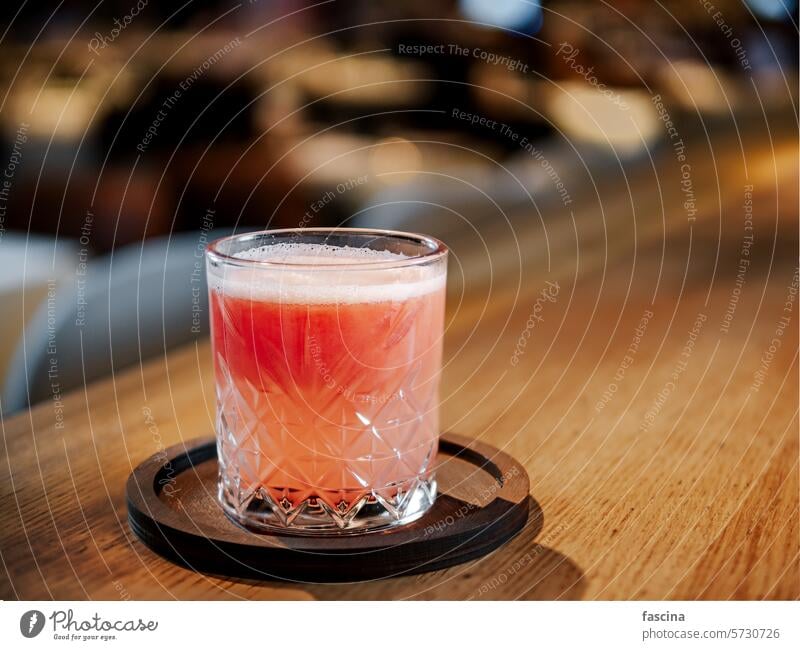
xmin=219 ymin=475 xmax=437 ymax=535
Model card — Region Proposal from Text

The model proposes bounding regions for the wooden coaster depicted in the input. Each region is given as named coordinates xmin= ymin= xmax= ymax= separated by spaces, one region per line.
xmin=126 ymin=433 xmax=530 ymax=583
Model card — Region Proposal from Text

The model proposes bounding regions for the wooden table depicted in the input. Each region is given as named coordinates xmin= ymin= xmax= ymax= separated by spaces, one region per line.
xmin=1 ymin=124 xmax=797 ymax=600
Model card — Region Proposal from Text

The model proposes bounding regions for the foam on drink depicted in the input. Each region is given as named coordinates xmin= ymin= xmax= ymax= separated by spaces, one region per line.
xmin=209 ymin=242 xmax=445 ymax=304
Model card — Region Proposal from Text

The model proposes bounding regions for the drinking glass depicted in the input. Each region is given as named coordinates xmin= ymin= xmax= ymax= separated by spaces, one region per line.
xmin=206 ymin=228 xmax=447 ymax=533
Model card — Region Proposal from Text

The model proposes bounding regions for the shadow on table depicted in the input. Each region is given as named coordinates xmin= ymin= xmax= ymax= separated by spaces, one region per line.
xmin=221 ymin=497 xmax=586 ymax=600
xmin=492 ymin=497 xmax=586 ymax=600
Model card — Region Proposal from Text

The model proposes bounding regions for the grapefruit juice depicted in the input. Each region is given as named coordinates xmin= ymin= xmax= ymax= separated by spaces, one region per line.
xmin=206 ymin=232 xmax=447 ymax=533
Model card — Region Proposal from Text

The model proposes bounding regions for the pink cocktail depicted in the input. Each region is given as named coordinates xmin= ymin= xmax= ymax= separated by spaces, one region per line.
xmin=206 ymin=229 xmax=447 ymax=533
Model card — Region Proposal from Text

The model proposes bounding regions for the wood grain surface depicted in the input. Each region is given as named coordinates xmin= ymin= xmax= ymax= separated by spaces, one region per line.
xmin=1 ymin=123 xmax=797 ymax=600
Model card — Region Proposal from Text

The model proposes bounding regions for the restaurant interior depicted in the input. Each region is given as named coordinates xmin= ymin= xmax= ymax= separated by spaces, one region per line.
xmin=0 ymin=0 xmax=796 ymax=411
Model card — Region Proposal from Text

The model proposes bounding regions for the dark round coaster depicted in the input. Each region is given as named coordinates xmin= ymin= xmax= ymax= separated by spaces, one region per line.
xmin=126 ymin=433 xmax=530 ymax=583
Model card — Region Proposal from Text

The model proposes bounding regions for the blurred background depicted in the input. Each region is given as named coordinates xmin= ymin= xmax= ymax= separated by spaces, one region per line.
xmin=0 ymin=0 xmax=796 ymax=413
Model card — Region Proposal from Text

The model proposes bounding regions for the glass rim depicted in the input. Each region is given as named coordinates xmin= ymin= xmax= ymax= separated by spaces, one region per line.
xmin=206 ymin=227 xmax=448 ymax=271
